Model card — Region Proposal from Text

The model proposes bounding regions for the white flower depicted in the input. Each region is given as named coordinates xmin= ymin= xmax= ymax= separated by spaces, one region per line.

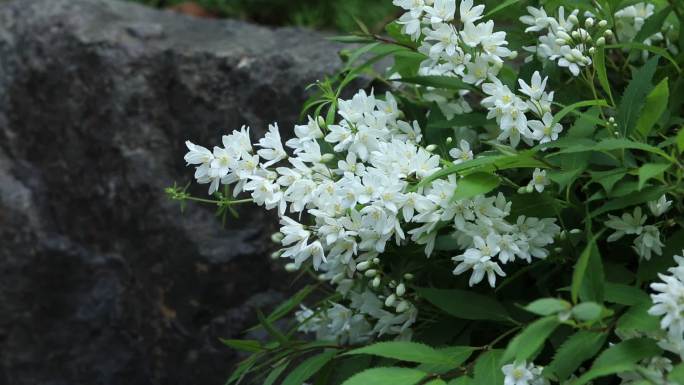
xmin=648 ymin=195 xmax=672 ymax=217
xmin=518 ymin=71 xmax=548 ymax=100
xmin=633 ymin=225 xmax=664 ymax=260
xmin=528 ymin=168 xmax=550 ymax=193
xmin=461 ymin=21 xmax=490 ymax=47
xmin=184 ymin=141 xmax=213 ymax=165
xmin=449 ymin=139 xmax=474 ymax=163
xmin=519 ymin=6 xmax=551 ymax=32
xmin=424 ymin=23 xmax=461 ymax=58
xmin=256 ymin=123 xmax=287 ymax=167
xmin=528 ymin=113 xmax=562 ymax=144
xmin=605 ymin=207 xmax=647 ymax=242
xmin=502 ymin=362 xmax=547 ymax=385
xmin=459 ymin=0 xmax=485 ymax=25
xmin=462 ymin=54 xmax=495 ymax=85
xmin=397 ymin=11 xmax=423 ymax=41
xmin=453 ymin=234 xmax=505 ymax=287
xmin=425 ymin=0 xmax=456 ymax=24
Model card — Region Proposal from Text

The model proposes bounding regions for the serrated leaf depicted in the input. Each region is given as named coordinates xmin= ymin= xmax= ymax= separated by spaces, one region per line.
xmin=589 ymin=168 xmax=627 ymax=194
xmin=570 ymin=338 xmax=662 ymax=385
xmin=416 ymin=346 xmax=476 ymax=374
xmin=637 ymin=163 xmax=670 ymax=190
xmin=635 ymin=77 xmax=669 ymax=137
xmin=345 ymin=342 xmax=466 ymax=366
xmin=417 ymin=287 xmax=510 ymax=322
xmin=341 ymin=367 xmax=426 ymax=385
xmin=524 ymin=298 xmax=571 ymax=316
xmin=502 ymin=316 xmax=560 ymax=363
xmin=545 ymin=331 xmax=606 ymax=382
xmin=452 ymin=172 xmax=500 ymax=201
xmin=474 ymin=350 xmax=504 ymax=385
xmin=282 ymin=350 xmax=338 ymax=385
xmin=616 ymin=301 xmax=661 ymax=334
xmin=604 ymin=283 xmax=650 ymax=306
xmin=617 ymin=56 xmax=659 ymax=136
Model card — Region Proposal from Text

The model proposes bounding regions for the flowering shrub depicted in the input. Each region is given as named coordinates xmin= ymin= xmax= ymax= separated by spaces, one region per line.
xmin=168 ymin=0 xmax=684 ymax=384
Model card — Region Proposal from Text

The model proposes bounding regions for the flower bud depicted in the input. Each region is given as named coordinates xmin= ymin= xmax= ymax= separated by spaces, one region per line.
xmin=403 ymin=273 xmax=414 ymax=280
xmin=509 ymin=51 xmax=518 ymax=60
xmin=557 ymin=31 xmax=572 ymax=41
xmin=554 ymin=247 xmax=563 ymax=253
xmin=585 ymin=18 xmax=594 ymax=28
xmin=446 ymin=137 xmax=453 ymax=144
xmin=604 ymin=29 xmax=614 ymax=38
xmin=517 ymin=186 xmax=527 ymax=194
xmin=525 ymin=184 xmax=534 ymax=193
xmin=396 ymin=301 xmax=410 ymax=313
xmin=596 ymin=37 xmax=606 ymax=46
xmin=571 ymin=30 xmax=580 ymax=39
xmin=560 ymin=230 xmax=567 ymax=240
xmin=364 ymin=269 xmax=378 ymax=277
xmin=356 ymin=261 xmax=371 ymax=271
xmin=372 ymin=276 xmax=381 ymax=288
xmin=396 ymin=283 xmax=406 ymax=297
xmin=568 ymin=14 xmax=579 ymax=25
xmin=320 ymin=153 xmax=335 ymax=163
xmin=588 ymin=47 xmax=596 ymax=55
xmin=569 ymin=228 xmax=582 ymax=234
xmin=385 ymin=294 xmax=397 ymax=307
xmin=270 ymin=250 xmax=281 ymax=260
xmin=373 ymin=257 xmax=380 ymax=264
xmin=317 ymin=274 xmax=327 ymax=281
xmin=556 ymin=38 xmax=568 ymax=46
xmin=317 ymin=115 xmax=326 ymax=129
xmin=271 ymin=232 xmax=284 ymax=243
xmin=425 ymin=144 xmax=438 ymax=152
xmin=608 ymin=117 xmax=615 ymax=123
xmin=285 ymin=263 xmax=298 ymax=272
xmin=598 ymin=20 xmax=608 ymax=28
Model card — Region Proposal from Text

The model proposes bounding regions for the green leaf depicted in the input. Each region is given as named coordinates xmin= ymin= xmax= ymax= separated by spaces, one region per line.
xmin=635 ymin=78 xmax=669 ymax=137
xmin=282 ymin=350 xmax=338 ymax=385
xmin=594 ymin=48 xmax=614 ymax=106
xmin=637 ymin=163 xmax=670 ymax=190
xmin=424 ymin=380 xmax=447 ymax=385
xmin=484 ymin=0 xmax=521 ymax=17
xmin=604 ymin=283 xmax=650 ymax=306
xmin=591 ymin=186 xmax=669 ymax=216
xmin=606 ymin=44 xmax=681 ymax=71
xmin=524 ymin=298 xmax=571 ymax=316
xmin=668 ymin=363 xmax=684 ymax=384
xmin=416 ymin=347 xmax=476 ymax=375
xmin=616 ymin=301 xmax=661 ymax=334
xmin=571 ymin=302 xmax=604 ymax=321
xmin=428 ymin=113 xmax=490 ymax=129
xmin=448 ymin=377 xmax=474 ymax=385
xmin=567 ymin=107 xmax=601 ymax=138
xmin=617 ymin=56 xmax=659 ymax=136
xmin=263 ymin=363 xmax=288 ymax=385
xmin=545 ymin=331 xmax=606 ymax=382
xmin=677 ymin=128 xmax=684 ymax=152
xmin=571 ymin=235 xmax=604 ymax=304
xmin=219 ymin=339 xmax=264 ymax=353
xmin=552 ymin=100 xmax=609 ymax=126
xmin=452 ymin=172 xmax=500 ymax=201
xmin=417 ymin=287 xmax=510 ymax=322
xmin=341 ymin=367 xmax=427 ymax=385
xmin=502 ymin=316 xmax=560 ymax=363
xmin=589 ymin=168 xmax=627 ymax=194
xmin=549 ymin=138 xmax=672 ymax=161
xmin=345 ymin=342 xmax=467 ymax=366
xmin=474 ymin=350 xmax=504 ymax=385
xmin=570 ymin=338 xmax=662 ymax=385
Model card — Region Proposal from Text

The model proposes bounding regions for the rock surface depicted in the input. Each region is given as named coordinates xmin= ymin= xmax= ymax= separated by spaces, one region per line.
xmin=0 ymin=1 xmax=344 ymax=384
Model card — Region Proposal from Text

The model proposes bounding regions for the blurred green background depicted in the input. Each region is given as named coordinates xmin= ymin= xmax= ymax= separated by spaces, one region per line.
xmin=130 ymin=0 xmax=399 ymax=32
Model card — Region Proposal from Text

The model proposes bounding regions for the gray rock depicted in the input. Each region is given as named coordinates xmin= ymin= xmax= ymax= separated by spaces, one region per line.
xmin=0 ymin=0 xmax=345 ymax=384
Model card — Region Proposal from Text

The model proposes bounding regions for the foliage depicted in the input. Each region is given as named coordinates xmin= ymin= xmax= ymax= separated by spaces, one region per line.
xmin=169 ymin=0 xmax=684 ymax=384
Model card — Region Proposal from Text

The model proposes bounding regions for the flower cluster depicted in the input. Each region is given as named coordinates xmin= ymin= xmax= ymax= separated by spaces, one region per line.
xmin=605 ymin=195 xmax=671 ymax=260
xmin=184 ymin=84 xmax=561 ymax=341
xmin=520 ymin=6 xmax=613 ymax=76
xmin=650 ymin=251 xmax=684 ymax=360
